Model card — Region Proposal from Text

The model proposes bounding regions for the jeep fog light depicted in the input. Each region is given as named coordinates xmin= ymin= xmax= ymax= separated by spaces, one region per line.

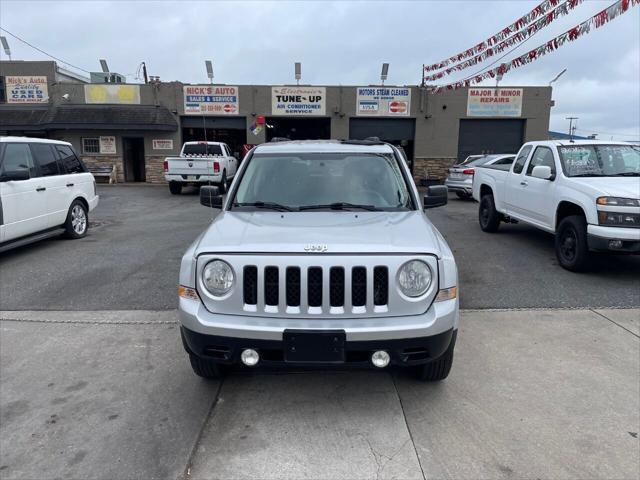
xmin=241 ymin=348 xmax=260 ymax=366
xmin=398 ymin=260 xmax=432 ymax=297
xmin=203 ymin=260 xmax=235 ymax=296
xmin=371 ymin=350 xmax=390 ymax=368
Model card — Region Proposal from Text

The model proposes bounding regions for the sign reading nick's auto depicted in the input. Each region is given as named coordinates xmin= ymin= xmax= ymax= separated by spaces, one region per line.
xmin=183 ymin=85 xmax=239 ymax=115
xmin=6 ymin=76 xmax=49 ymax=104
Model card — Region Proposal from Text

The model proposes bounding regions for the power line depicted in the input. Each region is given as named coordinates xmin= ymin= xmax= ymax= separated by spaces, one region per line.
xmin=0 ymin=27 xmax=91 ymax=74
xmin=575 ymin=128 xmax=640 ymax=138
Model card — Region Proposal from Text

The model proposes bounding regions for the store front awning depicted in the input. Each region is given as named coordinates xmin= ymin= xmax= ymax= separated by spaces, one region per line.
xmin=0 ymin=105 xmax=179 ymax=132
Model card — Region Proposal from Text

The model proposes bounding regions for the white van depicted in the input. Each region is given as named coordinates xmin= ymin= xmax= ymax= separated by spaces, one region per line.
xmin=0 ymin=137 xmax=99 ymax=252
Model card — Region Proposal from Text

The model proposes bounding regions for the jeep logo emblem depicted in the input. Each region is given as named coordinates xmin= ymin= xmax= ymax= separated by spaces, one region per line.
xmin=304 ymin=244 xmax=328 ymax=253
xmin=188 ymin=162 xmax=193 ymax=167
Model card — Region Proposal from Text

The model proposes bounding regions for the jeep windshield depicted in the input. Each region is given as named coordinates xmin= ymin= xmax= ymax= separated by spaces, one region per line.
xmin=231 ymin=152 xmax=415 ymax=211
xmin=558 ymin=145 xmax=640 ymax=177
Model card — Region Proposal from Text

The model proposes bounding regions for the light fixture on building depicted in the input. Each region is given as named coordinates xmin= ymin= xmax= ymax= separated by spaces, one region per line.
xmin=99 ymin=59 xmax=110 ymax=73
xmin=205 ymin=60 xmax=214 ymax=84
xmin=1 ymin=36 xmax=11 ymax=60
xmin=380 ymin=63 xmax=389 ymax=85
xmin=295 ymin=62 xmax=301 ymax=85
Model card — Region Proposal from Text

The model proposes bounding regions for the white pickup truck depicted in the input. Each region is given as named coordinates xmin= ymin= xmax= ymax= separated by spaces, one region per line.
xmin=163 ymin=141 xmax=237 ymax=195
xmin=472 ymin=140 xmax=640 ymax=271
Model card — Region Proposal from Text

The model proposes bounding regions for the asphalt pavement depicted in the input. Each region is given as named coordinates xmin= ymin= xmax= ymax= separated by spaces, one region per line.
xmin=0 ymin=185 xmax=638 ymax=310
xmin=1 ymin=308 xmax=638 ymax=480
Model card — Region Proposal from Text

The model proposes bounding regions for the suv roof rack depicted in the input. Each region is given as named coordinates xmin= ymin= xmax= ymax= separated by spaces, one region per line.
xmin=341 ymin=137 xmax=385 ymax=146
xmin=269 ymin=137 xmax=291 ymax=143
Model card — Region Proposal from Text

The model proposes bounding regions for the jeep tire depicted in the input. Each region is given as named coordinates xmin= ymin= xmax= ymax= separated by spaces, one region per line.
xmin=418 ymin=331 xmax=457 ymax=381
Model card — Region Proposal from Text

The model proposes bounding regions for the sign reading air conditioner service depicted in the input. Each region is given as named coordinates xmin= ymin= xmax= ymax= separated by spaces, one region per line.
xmin=85 ymin=84 xmax=140 ymax=104
xmin=356 ymin=87 xmax=410 ymax=116
xmin=272 ymin=87 xmax=326 ymax=116
xmin=6 ymin=76 xmax=49 ymax=103
xmin=183 ymin=85 xmax=239 ymax=115
xmin=467 ymin=88 xmax=523 ymax=117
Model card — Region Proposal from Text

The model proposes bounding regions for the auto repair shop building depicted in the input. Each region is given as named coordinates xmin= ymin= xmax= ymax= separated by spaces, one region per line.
xmin=0 ymin=61 xmax=552 ymax=183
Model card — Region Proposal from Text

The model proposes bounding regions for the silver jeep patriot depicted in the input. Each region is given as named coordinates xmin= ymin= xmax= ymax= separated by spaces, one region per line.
xmin=178 ymin=140 xmax=459 ymax=381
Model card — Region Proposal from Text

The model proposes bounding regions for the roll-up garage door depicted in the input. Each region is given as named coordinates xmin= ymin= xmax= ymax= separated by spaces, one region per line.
xmin=457 ymin=119 xmax=525 ymax=162
xmin=349 ymin=118 xmax=416 ymax=164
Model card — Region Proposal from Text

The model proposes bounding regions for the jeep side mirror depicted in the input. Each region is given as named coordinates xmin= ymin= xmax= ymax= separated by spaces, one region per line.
xmin=531 ymin=165 xmax=554 ymax=180
xmin=200 ymin=186 xmax=223 ymax=208
xmin=0 ymin=170 xmax=30 ymax=182
xmin=423 ymin=185 xmax=448 ymax=209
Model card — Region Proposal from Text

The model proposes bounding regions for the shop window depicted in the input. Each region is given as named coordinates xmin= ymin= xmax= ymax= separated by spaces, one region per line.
xmin=82 ymin=138 xmax=100 ymax=154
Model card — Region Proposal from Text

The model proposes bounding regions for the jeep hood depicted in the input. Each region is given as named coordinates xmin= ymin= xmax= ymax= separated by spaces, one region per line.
xmin=194 ymin=211 xmax=445 ymax=256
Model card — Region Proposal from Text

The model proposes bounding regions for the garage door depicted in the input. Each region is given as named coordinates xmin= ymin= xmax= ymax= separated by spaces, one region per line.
xmin=457 ymin=119 xmax=525 ymax=162
xmin=349 ymin=118 xmax=415 ymax=142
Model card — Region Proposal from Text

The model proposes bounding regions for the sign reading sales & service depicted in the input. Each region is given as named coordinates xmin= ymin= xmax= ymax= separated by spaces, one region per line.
xmin=6 ymin=76 xmax=49 ymax=104
xmin=184 ymin=86 xmax=239 ymax=115
xmin=356 ymin=87 xmax=410 ymax=116
xmin=467 ymin=88 xmax=523 ymax=117
xmin=272 ymin=87 xmax=326 ymax=116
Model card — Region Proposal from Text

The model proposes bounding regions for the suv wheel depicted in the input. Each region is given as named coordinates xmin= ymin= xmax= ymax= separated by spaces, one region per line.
xmin=555 ymin=215 xmax=590 ymax=272
xmin=417 ymin=331 xmax=457 ymax=381
xmin=479 ymin=195 xmax=501 ymax=232
xmin=169 ymin=181 xmax=182 ymax=195
xmin=189 ymin=354 xmax=223 ymax=379
xmin=64 ymin=200 xmax=88 ymax=239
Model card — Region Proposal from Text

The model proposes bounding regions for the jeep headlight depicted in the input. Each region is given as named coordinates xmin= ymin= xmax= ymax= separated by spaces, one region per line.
xmin=398 ymin=260 xmax=432 ymax=297
xmin=202 ymin=260 xmax=234 ymax=296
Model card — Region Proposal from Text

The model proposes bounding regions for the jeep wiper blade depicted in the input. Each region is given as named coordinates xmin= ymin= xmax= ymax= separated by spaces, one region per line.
xmin=614 ymin=172 xmax=640 ymax=176
xmin=233 ymin=201 xmax=294 ymax=211
xmin=299 ymin=202 xmax=381 ymax=211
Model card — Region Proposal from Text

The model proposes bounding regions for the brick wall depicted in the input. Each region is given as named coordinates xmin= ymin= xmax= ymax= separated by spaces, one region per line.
xmin=413 ymin=157 xmax=457 ymax=184
xmin=81 ymin=156 xmax=123 ymax=183
xmin=145 ymin=156 xmax=166 ymax=184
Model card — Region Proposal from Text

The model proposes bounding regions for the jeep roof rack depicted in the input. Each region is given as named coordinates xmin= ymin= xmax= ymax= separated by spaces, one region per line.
xmin=269 ymin=137 xmax=291 ymax=143
xmin=341 ymin=137 xmax=385 ymax=146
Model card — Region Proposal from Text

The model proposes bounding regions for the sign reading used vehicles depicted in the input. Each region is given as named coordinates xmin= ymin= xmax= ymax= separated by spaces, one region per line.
xmin=6 ymin=76 xmax=49 ymax=104
xmin=356 ymin=87 xmax=410 ymax=116
xmin=184 ymin=86 xmax=239 ymax=115
xmin=467 ymin=88 xmax=523 ymax=117
xmin=272 ymin=87 xmax=326 ymax=116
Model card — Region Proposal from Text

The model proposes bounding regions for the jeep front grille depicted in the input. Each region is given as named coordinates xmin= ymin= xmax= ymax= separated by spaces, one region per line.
xmin=242 ymin=265 xmax=388 ymax=315
xmin=196 ymin=254 xmax=439 ymax=319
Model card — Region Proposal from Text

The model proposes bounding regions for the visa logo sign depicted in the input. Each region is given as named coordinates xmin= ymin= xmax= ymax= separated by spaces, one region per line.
xmin=359 ymin=101 xmax=378 ymax=112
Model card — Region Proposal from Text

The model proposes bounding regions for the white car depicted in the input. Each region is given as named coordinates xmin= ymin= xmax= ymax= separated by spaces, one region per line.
xmin=445 ymin=154 xmax=515 ymax=198
xmin=472 ymin=140 xmax=640 ymax=271
xmin=0 ymin=137 xmax=99 ymax=252
xmin=164 ymin=141 xmax=238 ymax=195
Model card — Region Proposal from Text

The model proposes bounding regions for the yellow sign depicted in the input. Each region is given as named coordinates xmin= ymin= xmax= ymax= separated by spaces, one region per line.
xmin=84 ymin=84 xmax=140 ymax=104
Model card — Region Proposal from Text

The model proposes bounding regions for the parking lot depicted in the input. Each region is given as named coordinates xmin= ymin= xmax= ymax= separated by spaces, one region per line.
xmin=1 ymin=185 xmax=639 ymax=480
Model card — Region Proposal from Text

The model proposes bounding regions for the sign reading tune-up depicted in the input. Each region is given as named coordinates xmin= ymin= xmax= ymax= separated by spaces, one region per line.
xmin=6 ymin=76 xmax=49 ymax=104
xmin=356 ymin=87 xmax=410 ymax=117
xmin=272 ymin=87 xmax=326 ymax=116
xmin=183 ymin=85 xmax=239 ymax=115
xmin=467 ymin=88 xmax=523 ymax=117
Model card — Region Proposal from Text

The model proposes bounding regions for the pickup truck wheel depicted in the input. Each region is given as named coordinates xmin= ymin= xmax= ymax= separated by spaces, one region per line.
xmin=218 ymin=171 xmax=227 ymax=194
xmin=417 ymin=331 xmax=457 ymax=381
xmin=479 ymin=195 xmax=501 ymax=232
xmin=556 ymin=215 xmax=590 ymax=272
xmin=64 ymin=200 xmax=88 ymax=239
xmin=189 ymin=354 xmax=223 ymax=379
xmin=169 ymin=181 xmax=182 ymax=195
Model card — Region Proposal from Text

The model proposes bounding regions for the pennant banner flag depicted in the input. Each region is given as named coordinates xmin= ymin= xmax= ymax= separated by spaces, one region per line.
xmin=428 ymin=0 xmax=638 ymax=93
xmin=424 ymin=0 xmax=584 ymax=82
xmin=424 ymin=0 xmax=567 ymax=73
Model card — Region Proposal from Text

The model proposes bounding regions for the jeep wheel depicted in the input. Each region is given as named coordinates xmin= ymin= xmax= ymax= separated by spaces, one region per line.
xmin=479 ymin=195 xmax=501 ymax=232
xmin=64 ymin=200 xmax=89 ymax=239
xmin=169 ymin=181 xmax=182 ymax=195
xmin=218 ymin=171 xmax=227 ymax=194
xmin=189 ymin=354 xmax=223 ymax=379
xmin=417 ymin=331 xmax=457 ymax=381
xmin=556 ymin=215 xmax=590 ymax=272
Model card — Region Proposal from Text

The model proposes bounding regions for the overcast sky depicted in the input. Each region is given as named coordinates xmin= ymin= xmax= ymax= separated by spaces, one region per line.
xmin=1 ymin=0 xmax=638 ymax=140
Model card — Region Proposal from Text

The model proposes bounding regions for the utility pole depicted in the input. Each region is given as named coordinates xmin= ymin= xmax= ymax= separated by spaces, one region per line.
xmin=566 ymin=117 xmax=578 ymax=142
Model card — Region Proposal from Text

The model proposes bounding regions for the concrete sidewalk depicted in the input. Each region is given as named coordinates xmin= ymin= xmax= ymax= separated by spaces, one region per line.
xmin=1 ymin=308 xmax=638 ymax=480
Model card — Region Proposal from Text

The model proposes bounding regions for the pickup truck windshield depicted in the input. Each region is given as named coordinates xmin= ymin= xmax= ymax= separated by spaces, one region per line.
xmin=232 ymin=153 xmax=414 ymax=211
xmin=559 ymin=145 xmax=640 ymax=177
xmin=182 ymin=144 xmax=223 ymax=156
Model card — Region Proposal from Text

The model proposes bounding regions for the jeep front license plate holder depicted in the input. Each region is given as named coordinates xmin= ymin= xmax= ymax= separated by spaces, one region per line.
xmin=283 ymin=330 xmax=345 ymax=363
